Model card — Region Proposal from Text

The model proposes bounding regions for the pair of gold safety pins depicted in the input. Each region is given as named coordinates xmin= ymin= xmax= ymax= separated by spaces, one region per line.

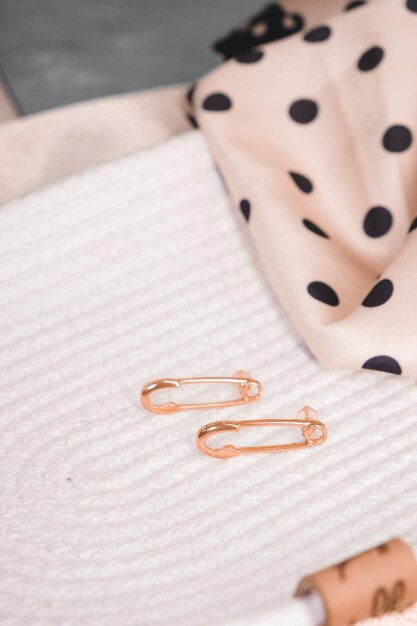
xmin=140 ymin=371 xmax=327 ymax=459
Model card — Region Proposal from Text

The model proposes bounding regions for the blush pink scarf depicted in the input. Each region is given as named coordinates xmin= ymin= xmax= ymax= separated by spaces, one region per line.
xmin=193 ymin=0 xmax=417 ymax=377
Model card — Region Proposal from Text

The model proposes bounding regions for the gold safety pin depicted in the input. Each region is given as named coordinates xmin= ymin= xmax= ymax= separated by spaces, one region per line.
xmin=196 ymin=406 xmax=327 ymax=458
xmin=140 ymin=371 xmax=262 ymax=414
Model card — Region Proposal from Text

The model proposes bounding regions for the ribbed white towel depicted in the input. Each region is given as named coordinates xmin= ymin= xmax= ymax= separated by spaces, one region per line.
xmin=1 ymin=131 xmax=416 ymax=626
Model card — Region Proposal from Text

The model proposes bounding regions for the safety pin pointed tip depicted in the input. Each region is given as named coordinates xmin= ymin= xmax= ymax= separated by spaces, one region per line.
xmin=298 ymin=405 xmax=318 ymax=420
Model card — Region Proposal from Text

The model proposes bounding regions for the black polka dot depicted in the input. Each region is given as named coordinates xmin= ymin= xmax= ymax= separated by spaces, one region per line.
xmin=307 ymin=281 xmax=339 ymax=306
xmin=408 ymin=216 xmax=417 ymax=232
xmin=358 ymin=46 xmax=384 ymax=71
xmin=382 ymin=125 xmax=413 ymax=152
xmin=362 ymin=279 xmax=394 ymax=307
xmin=289 ymin=171 xmax=313 ymax=193
xmin=362 ymin=355 xmax=402 ymax=375
xmin=406 ymin=0 xmax=417 ymax=12
xmin=363 ymin=206 xmax=393 ymax=238
xmin=186 ymin=112 xmax=198 ymax=129
xmin=186 ymin=83 xmax=196 ymax=106
xmin=345 ymin=0 xmax=366 ymax=9
xmin=289 ymin=99 xmax=319 ymax=124
xmin=202 ymin=93 xmax=232 ymax=112
xmin=240 ymin=199 xmax=251 ymax=221
xmin=303 ymin=25 xmax=331 ymax=42
xmin=303 ymin=219 xmax=329 ymax=239
xmin=235 ymin=49 xmax=264 ymax=63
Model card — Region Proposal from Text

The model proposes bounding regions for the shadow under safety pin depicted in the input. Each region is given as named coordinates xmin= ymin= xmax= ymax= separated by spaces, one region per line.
xmin=196 ymin=406 xmax=327 ymax=458
xmin=140 ymin=371 xmax=262 ymax=414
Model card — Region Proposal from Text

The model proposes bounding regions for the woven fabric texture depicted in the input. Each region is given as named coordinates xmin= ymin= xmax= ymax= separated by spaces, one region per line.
xmin=1 ymin=131 xmax=416 ymax=626
xmin=361 ymin=604 xmax=417 ymax=626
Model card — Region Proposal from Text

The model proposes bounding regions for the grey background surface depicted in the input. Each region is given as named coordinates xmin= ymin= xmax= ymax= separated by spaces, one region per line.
xmin=0 ymin=0 xmax=260 ymax=114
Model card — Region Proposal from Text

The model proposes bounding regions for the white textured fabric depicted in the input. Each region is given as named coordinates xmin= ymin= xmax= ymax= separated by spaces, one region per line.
xmin=1 ymin=131 xmax=417 ymax=626
xmin=224 ymin=595 xmax=323 ymax=626
xmin=360 ymin=604 xmax=417 ymax=626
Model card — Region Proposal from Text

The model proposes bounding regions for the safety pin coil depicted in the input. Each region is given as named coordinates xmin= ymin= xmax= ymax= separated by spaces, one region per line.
xmin=196 ymin=406 xmax=327 ymax=458
xmin=140 ymin=371 xmax=262 ymax=414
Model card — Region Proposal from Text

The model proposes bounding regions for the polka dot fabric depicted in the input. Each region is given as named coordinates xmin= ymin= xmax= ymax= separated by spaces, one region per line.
xmin=194 ymin=0 xmax=417 ymax=378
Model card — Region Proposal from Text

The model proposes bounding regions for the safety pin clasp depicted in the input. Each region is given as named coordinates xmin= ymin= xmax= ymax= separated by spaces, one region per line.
xmin=196 ymin=406 xmax=327 ymax=458
xmin=140 ymin=371 xmax=262 ymax=414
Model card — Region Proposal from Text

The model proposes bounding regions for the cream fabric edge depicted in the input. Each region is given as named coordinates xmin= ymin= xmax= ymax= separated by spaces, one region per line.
xmin=0 ymin=79 xmax=19 ymax=123
xmin=0 ymin=84 xmax=189 ymax=206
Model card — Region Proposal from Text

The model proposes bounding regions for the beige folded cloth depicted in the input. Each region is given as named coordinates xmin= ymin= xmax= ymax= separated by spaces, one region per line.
xmin=0 ymin=79 xmax=19 ymax=123
xmin=0 ymin=84 xmax=188 ymax=205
